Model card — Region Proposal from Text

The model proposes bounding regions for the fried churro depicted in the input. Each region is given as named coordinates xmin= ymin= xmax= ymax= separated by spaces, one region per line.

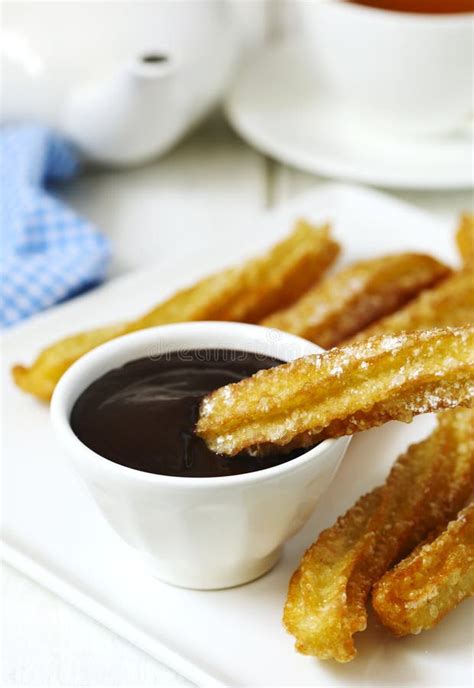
xmin=456 ymin=213 xmax=474 ymax=267
xmin=197 ymin=327 xmax=474 ymax=456
xmin=373 ymin=502 xmax=474 ymax=637
xmin=283 ymin=408 xmax=474 ymax=662
xmin=12 ymin=221 xmax=339 ymax=401
xmin=262 ymin=253 xmax=450 ymax=348
xmin=351 ymin=270 xmax=474 ymax=342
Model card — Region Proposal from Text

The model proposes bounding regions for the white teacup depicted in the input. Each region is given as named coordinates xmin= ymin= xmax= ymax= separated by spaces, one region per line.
xmin=51 ymin=322 xmax=350 ymax=590
xmin=298 ymin=0 xmax=473 ymax=136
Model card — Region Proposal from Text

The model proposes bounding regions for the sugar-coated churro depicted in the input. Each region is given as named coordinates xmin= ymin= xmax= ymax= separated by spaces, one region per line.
xmin=134 ymin=220 xmax=339 ymax=328
xmin=372 ymin=502 xmax=474 ymax=638
xmin=197 ymin=327 xmax=474 ymax=456
xmin=283 ymin=408 xmax=474 ymax=662
xmin=12 ymin=221 xmax=338 ymax=401
xmin=262 ymin=253 xmax=450 ymax=348
xmin=351 ymin=270 xmax=474 ymax=342
xmin=456 ymin=213 xmax=474 ymax=267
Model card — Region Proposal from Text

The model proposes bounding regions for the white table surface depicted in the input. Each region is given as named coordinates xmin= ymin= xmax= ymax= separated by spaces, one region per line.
xmin=2 ymin=113 xmax=473 ymax=688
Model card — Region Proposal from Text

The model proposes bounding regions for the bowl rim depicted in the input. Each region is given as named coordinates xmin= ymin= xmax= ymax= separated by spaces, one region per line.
xmin=50 ymin=321 xmax=349 ymax=490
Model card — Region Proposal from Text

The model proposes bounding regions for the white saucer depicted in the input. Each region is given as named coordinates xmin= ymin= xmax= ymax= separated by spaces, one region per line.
xmin=225 ymin=41 xmax=473 ymax=190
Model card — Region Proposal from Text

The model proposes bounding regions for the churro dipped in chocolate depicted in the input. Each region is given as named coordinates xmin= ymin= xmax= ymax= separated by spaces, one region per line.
xmin=197 ymin=327 xmax=474 ymax=456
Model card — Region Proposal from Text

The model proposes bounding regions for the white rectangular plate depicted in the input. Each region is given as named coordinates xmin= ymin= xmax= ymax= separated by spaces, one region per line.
xmin=2 ymin=184 xmax=472 ymax=687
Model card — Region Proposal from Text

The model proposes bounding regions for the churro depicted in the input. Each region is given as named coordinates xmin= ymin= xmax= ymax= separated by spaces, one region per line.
xmin=283 ymin=408 xmax=474 ymax=662
xmin=12 ymin=221 xmax=338 ymax=401
xmin=262 ymin=253 xmax=450 ymax=348
xmin=197 ymin=327 xmax=474 ymax=456
xmin=373 ymin=502 xmax=474 ymax=637
xmin=351 ymin=270 xmax=474 ymax=341
xmin=456 ymin=213 xmax=474 ymax=267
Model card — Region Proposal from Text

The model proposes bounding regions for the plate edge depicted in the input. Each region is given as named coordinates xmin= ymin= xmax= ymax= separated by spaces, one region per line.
xmin=0 ymin=539 xmax=228 ymax=688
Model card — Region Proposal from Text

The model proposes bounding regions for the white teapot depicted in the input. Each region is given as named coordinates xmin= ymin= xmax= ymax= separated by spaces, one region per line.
xmin=1 ymin=1 xmax=239 ymax=166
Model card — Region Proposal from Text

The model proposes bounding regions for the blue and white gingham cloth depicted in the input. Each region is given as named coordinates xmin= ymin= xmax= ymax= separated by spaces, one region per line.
xmin=1 ymin=125 xmax=110 ymax=328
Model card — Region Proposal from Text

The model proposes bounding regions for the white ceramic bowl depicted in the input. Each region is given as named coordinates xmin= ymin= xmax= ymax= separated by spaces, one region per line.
xmin=51 ymin=322 xmax=350 ymax=590
xmin=298 ymin=0 xmax=473 ymax=135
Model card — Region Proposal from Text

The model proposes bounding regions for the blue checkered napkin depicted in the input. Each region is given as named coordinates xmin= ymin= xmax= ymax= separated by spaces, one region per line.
xmin=1 ymin=125 xmax=110 ymax=328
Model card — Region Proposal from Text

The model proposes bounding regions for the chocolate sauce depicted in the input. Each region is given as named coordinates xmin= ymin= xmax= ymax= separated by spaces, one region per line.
xmin=71 ymin=349 xmax=307 ymax=478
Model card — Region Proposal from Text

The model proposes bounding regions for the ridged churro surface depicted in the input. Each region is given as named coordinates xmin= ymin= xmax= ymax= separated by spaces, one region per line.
xmin=262 ymin=253 xmax=450 ymax=348
xmin=135 ymin=220 xmax=339 ymax=328
xmin=197 ymin=327 xmax=474 ymax=456
xmin=283 ymin=408 xmax=474 ymax=662
xmin=352 ymin=270 xmax=474 ymax=342
xmin=373 ymin=502 xmax=474 ymax=637
xmin=12 ymin=221 xmax=338 ymax=401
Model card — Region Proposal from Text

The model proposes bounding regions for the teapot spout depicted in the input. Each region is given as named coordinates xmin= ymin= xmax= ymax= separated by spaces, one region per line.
xmin=63 ymin=53 xmax=182 ymax=166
